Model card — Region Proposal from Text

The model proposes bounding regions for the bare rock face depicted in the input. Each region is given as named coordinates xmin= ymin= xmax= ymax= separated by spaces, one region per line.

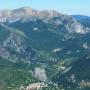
xmin=33 ymin=67 xmax=47 ymax=81
xmin=0 ymin=7 xmax=59 ymax=23
xmin=0 ymin=7 xmax=88 ymax=34
xmin=0 ymin=7 xmax=37 ymax=23
xmin=0 ymin=10 xmax=11 ymax=22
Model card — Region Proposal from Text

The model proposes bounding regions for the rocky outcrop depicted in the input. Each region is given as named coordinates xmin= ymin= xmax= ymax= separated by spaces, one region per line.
xmin=33 ymin=67 xmax=47 ymax=81
xmin=26 ymin=82 xmax=47 ymax=90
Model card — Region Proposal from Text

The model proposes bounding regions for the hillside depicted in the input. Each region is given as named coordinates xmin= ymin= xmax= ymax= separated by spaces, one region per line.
xmin=0 ymin=7 xmax=90 ymax=90
xmin=72 ymin=15 xmax=90 ymax=28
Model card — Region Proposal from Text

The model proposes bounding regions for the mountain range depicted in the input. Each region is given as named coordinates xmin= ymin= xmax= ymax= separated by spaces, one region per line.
xmin=0 ymin=7 xmax=90 ymax=90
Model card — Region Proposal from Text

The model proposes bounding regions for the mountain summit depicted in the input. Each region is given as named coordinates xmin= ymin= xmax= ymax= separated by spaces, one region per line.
xmin=0 ymin=7 xmax=60 ymax=22
xmin=0 ymin=7 xmax=89 ymax=34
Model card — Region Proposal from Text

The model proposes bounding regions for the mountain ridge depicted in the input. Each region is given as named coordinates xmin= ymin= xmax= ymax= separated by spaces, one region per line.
xmin=0 ymin=7 xmax=89 ymax=34
xmin=0 ymin=7 xmax=90 ymax=90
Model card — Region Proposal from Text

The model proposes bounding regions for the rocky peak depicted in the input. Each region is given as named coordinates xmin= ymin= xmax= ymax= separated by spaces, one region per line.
xmin=0 ymin=7 xmax=61 ymax=23
xmin=12 ymin=7 xmax=36 ymax=15
xmin=0 ymin=7 xmax=89 ymax=34
xmin=14 ymin=7 xmax=33 ymax=12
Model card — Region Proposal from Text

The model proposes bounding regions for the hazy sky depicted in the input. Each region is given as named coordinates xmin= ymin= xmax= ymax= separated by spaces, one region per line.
xmin=0 ymin=0 xmax=90 ymax=16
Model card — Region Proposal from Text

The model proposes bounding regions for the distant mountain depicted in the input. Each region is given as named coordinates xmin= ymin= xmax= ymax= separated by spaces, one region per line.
xmin=72 ymin=15 xmax=90 ymax=28
xmin=0 ymin=7 xmax=89 ymax=34
xmin=0 ymin=7 xmax=90 ymax=90
xmin=0 ymin=7 xmax=61 ymax=23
